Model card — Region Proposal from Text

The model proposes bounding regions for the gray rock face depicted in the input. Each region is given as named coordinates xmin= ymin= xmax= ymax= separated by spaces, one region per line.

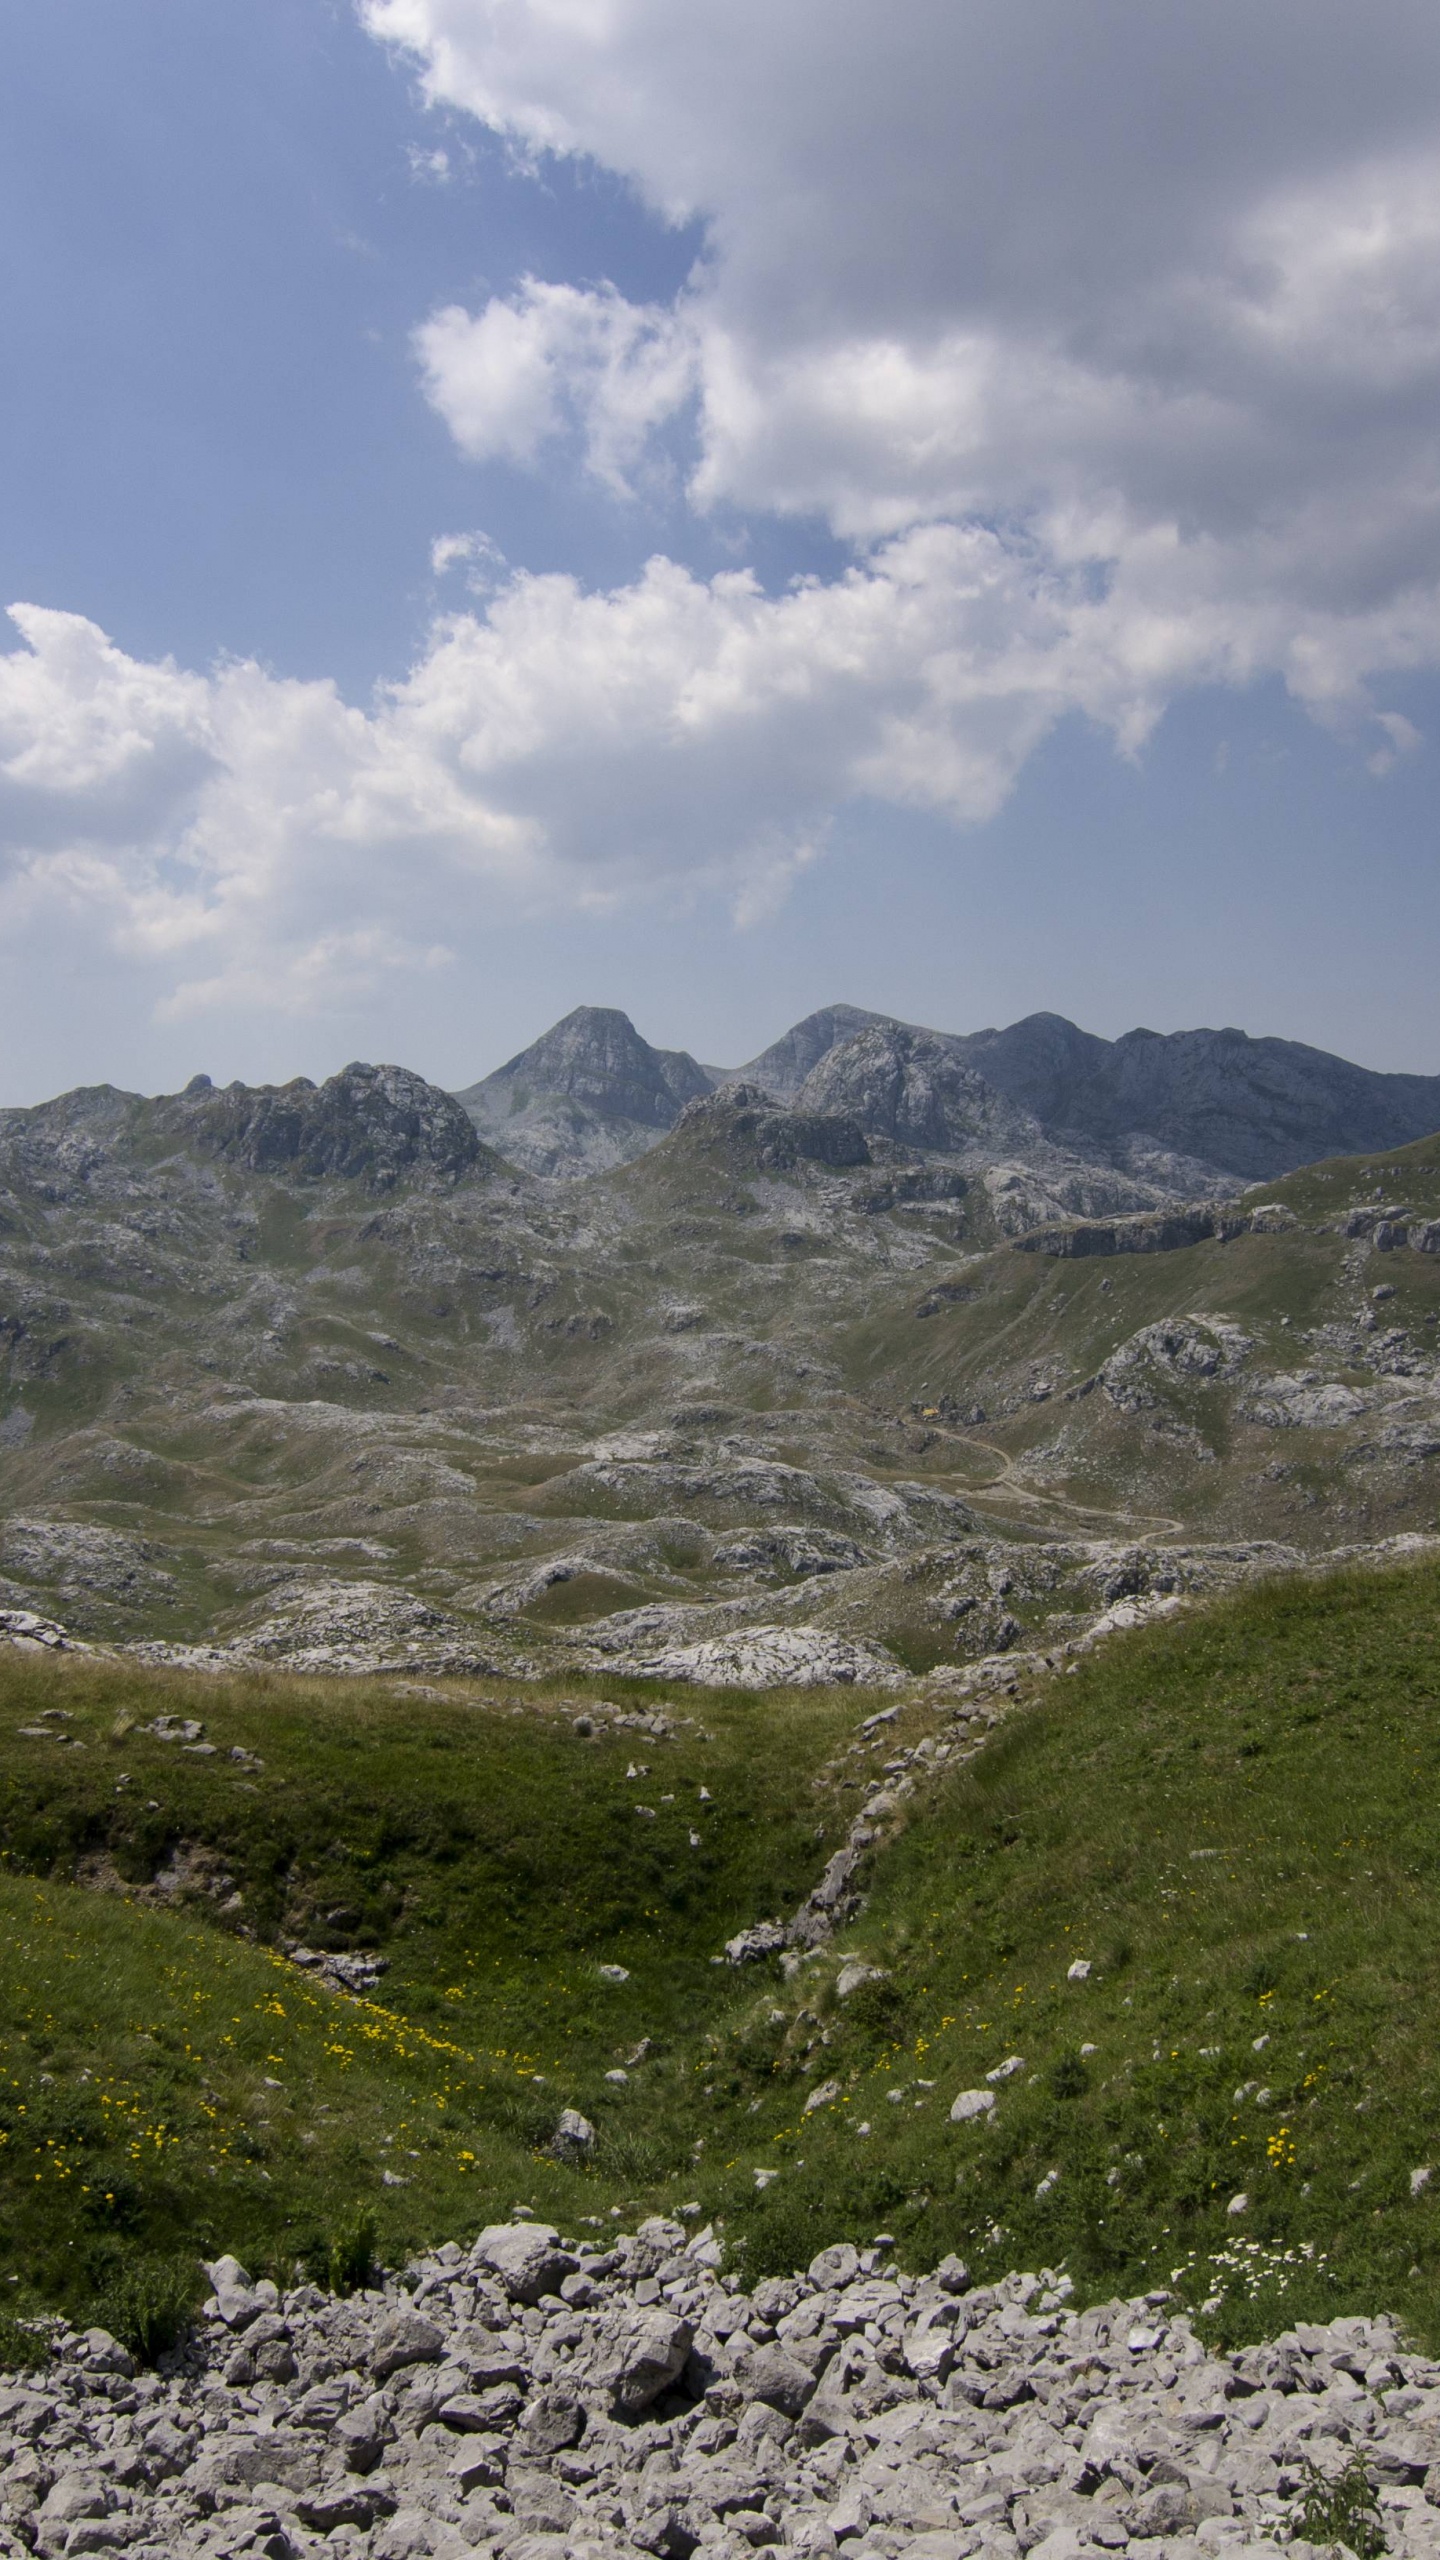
xmin=1014 ymin=1204 xmax=1249 ymax=1259
xmin=1099 ymin=1315 xmax=1254 ymax=1415
xmin=0 ymin=2221 xmax=1433 ymax=2560
xmin=457 ymin=1007 xmax=714 ymax=1177
xmin=950 ymin=1011 xmax=1440 ymax=1181
xmin=158 ymin=1063 xmax=486 ymax=1192
xmin=1240 ymin=1373 xmax=1374 ymax=1429
xmin=786 ymin=1028 xmax=1232 ymax=1226
xmin=668 ymin=1085 xmax=871 ymax=1173
xmin=615 ymin=1626 xmax=904 ymax=1690
xmin=797 ymin=1027 xmax=1041 ymax=1160
xmin=734 ymin=1002 xmax=1440 ymax=1185
xmin=732 ymin=1006 xmax=903 ymax=1101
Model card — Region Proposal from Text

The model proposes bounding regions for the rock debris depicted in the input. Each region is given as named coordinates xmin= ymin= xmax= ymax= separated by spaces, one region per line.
xmin=3 ymin=2222 xmax=1437 ymax=2560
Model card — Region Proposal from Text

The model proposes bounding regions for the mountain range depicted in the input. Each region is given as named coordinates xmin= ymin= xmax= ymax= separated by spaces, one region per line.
xmin=2 ymin=998 xmax=1440 ymax=1688
xmin=456 ymin=1002 xmax=1440 ymax=1194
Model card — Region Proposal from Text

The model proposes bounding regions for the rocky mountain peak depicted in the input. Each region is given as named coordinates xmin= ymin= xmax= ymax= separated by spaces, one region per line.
xmin=455 ymin=1007 xmax=715 ymax=1178
xmin=796 ymin=1023 xmax=1037 ymax=1156
xmin=159 ymin=1061 xmax=486 ymax=1191
xmin=733 ymin=1003 xmax=900 ymax=1100
xmin=668 ymin=1082 xmax=871 ymax=1171
xmin=463 ymin=1007 xmax=711 ymax=1128
xmin=951 ymin=1015 xmax=1440 ymax=1180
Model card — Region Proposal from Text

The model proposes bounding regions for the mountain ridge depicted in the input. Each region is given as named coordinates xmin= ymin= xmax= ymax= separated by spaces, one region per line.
xmin=450 ymin=999 xmax=1440 ymax=1191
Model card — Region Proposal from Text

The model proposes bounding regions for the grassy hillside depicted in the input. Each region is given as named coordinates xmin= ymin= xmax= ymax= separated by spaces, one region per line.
xmin=0 ymin=1653 xmax=856 ymax=2313
xmin=4 ymin=1551 xmax=1440 ymax=2348
xmin=732 ymin=1552 xmax=1440 ymax=2346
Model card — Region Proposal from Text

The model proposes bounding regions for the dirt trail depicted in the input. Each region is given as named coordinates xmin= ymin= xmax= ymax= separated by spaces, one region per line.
xmin=886 ymin=1412 xmax=1185 ymax=1542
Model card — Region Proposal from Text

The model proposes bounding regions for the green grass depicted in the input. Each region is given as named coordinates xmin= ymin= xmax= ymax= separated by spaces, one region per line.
xmin=724 ymin=1555 xmax=1440 ymax=2344
xmin=0 ymin=1652 xmax=859 ymax=2316
xmin=6 ymin=1555 xmax=1440 ymax=2347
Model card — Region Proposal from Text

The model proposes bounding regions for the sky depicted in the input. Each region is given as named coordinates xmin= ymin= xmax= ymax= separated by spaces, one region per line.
xmin=1 ymin=0 xmax=1438 ymax=1105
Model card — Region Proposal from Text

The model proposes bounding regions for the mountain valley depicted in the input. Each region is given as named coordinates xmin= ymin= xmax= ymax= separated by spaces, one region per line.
xmin=2 ymin=1005 xmax=1439 ymax=1685
xmin=4 ymin=1003 xmax=1440 ymax=2361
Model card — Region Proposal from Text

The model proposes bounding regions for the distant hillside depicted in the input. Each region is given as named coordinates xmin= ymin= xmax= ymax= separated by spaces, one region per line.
xmin=4 ymin=1024 xmax=1440 ymax=1682
xmin=947 ymin=1012 xmax=1440 ymax=1180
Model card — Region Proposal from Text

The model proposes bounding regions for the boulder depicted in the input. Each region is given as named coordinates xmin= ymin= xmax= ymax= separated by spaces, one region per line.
xmin=472 ymin=2222 xmax=577 ymax=2304
xmin=370 ymin=2309 xmax=445 ymax=2382
xmin=732 ymin=2342 xmax=816 ymax=2416
xmin=551 ymin=2107 xmax=596 ymax=2157
xmin=294 ymin=2482 xmax=398 ymax=2533
xmin=587 ymin=2308 xmax=694 ymax=2415
xmin=514 ymin=2388 xmax=586 ymax=2458
xmin=949 ymin=2089 xmax=996 ymax=2123
xmin=809 ymin=2243 xmax=861 ymax=2289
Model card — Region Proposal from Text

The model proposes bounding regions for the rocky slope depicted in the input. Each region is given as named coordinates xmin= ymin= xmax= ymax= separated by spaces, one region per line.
xmin=791 ymin=1031 xmax=1219 ymax=1226
xmin=947 ymin=1016 xmax=1440 ymax=1183
xmin=1 ymin=2217 xmax=1433 ymax=2560
xmin=457 ymin=1012 xmax=714 ymax=1179
xmin=1 ymin=1046 xmax=1440 ymax=1681
xmin=731 ymin=1009 xmax=900 ymax=1102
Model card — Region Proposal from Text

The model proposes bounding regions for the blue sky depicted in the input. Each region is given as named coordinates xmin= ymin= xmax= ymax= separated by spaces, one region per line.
xmin=0 ymin=0 xmax=1437 ymax=1103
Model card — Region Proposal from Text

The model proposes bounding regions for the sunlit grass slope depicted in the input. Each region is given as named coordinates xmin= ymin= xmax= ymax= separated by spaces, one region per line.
xmin=5 ymin=1557 xmax=1440 ymax=2347
xmin=733 ymin=1556 xmax=1440 ymax=2344
xmin=0 ymin=1655 xmax=857 ymax=2312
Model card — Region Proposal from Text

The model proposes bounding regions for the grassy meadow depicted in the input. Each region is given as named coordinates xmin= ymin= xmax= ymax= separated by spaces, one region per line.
xmin=2 ymin=1550 xmax=1440 ymax=2348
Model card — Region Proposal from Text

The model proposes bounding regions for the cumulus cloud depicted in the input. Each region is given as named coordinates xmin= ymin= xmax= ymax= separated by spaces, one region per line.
xmin=7 ymin=0 xmax=1440 ymax=1021
xmin=4 ymin=487 xmax=1435 ymax=1016
xmin=417 ymin=279 xmax=696 ymax=492
xmin=370 ymin=0 xmax=1440 ymax=733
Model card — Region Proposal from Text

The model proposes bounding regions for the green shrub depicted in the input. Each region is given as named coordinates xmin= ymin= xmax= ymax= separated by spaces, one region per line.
xmin=304 ymin=2206 xmax=379 ymax=2297
xmin=842 ymin=1974 xmax=907 ymax=2044
xmin=1292 ymin=2454 xmax=1386 ymax=2559
xmin=1048 ymin=2053 xmax=1089 ymax=2099
xmin=92 ymin=2256 xmax=202 ymax=2364
xmin=0 ymin=2310 xmax=50 ymax=2373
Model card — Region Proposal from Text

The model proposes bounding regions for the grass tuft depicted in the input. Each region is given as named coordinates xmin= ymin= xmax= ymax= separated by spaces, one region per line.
xmin=91 ymin=2255 xmax=202 ymax=2364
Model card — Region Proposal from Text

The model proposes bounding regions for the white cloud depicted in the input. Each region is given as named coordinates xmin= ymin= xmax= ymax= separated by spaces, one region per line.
xmin=416 ymin=278 xmax=696 ymax=492
xmin=9 ymin=3 xmax=1437 ymax=1042
xmin=430 ymin=527 xmax=509 ymax=588
xmin=4 ymin=471 xmax=1435 ymax=1017
xmin=14 ymin=0 xmax=1440 ymax=1021
xmin=368 ymin=0 xmax=1440 ymax=744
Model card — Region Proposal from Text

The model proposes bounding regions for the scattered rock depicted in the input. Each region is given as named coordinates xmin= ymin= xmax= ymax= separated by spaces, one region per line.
xmin=949 ymin=2088 xmax=997 ymax=2122
xmin=836 ymin=1962 xmax=888 ymax=1999
xmin=472 ymin=2222 xmax=577 ymax=2304
xmin=586 ymin=2304 xmax=694 ymax=2414
xmin=0 ymin=2215 xmax=1430 ymax=2560
xmin=551 ymin=2108 xmax=596 ymax=2157
xmin=370 ymin=2309 xmax=445 ymax=2382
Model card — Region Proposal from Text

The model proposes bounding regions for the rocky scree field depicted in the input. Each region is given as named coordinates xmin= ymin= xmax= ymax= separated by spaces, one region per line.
xmin=2 ymin=2211 xmax=1437 ymax=2560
